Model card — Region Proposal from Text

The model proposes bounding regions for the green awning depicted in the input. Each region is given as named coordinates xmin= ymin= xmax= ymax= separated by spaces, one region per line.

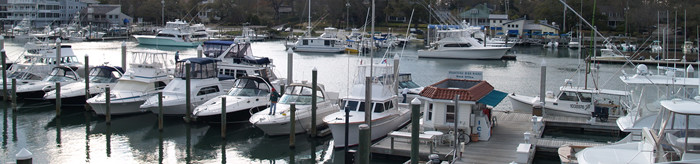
xmin=477 ymin=90 xmax=508 ymax=107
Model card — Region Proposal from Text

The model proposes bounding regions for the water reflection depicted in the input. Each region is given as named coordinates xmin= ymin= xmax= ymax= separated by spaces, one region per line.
xmin=84 ymin=111 xmax=90 ymax=162
xmin=56 ymin=117 xmax=61 ymax=147
xmin=2 ymin=105 xmax=7 ymax=148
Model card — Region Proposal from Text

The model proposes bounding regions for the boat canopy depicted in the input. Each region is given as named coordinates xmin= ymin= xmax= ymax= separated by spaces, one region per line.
xmin=175 ymin=58 xmax=219 ymax=79
xmin=203 ymin=40 xmax=235 ymax=57
xmin=661 ymin=99 xmax=700 ymax=115
xmin=559 ymin=86 xmax=630 ymax=96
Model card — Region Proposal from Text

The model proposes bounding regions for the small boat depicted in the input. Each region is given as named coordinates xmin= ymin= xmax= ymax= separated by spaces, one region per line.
xmin=133 ymin=19 xmax=201 ymax=47
xmin=87 ymin=52 xmax=173 ymax=116
xmin=288 ymin=27 xmax=346 ymax=53
xmin=140 ymin=58 xmax=233 ymax=115
xmin=43 ymin=66 xmax=124 ymax=106
xmin=568 ymin=39 xmax=582 ymax=49
xmin=190 ymin=23 xmax=210 ymax=41
xmin=323 ymin=64 xmax=411 ymax=147
xmin=15 ymin=66 xmax=81 ymax=100
xmin=509 ymin=79 xmax=631 ymax=120
xmin=239 ymin=27 xmax=268 ymax=41
xmin=417 ymin=28 xmax=510 ymax=60
xmin=649 ymin=40 xmax=663 ymax=53
xmin=191 ymin=76 xmax=275 ymax=123
xmin=249 ymin=81 xmax=339 ymax=135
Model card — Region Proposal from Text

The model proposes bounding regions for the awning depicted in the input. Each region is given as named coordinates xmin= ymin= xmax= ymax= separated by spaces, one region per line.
xmin=496 ymin=32 xmax=504 ymax=35
xmin=507 ymin=30 xmax=519 ymax=35
xmin=477 ymin=90 xmax=508 ymax=107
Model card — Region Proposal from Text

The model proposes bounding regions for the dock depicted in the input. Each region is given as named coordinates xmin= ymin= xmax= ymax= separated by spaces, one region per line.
xmin=590 ymin=58 xmax=698 ymax=65
xmin=543 ymin=115 xmax=619 ymax=131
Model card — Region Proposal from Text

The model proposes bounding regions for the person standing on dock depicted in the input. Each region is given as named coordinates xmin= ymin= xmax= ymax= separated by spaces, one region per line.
xmin=269 ymin=88 xmax=280 ymax=115
xmin=401 ymin=87 xmax=408 ymax=103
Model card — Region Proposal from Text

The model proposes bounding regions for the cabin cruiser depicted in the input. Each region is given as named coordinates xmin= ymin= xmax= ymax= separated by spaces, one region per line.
xmin=250 ymin=82 xmax=339 ymax=135
xmin=287 ymin=27 xmax=346 ymax=53
xmin=417 ymin=28 xmax=510 ymax=60
xmin=0 ymin=45 xmax=83 ymax=94
xmin=44 ymin=66 xmax=123 ymax=105
xmin=133 ymin=19 xmax=201 ymax=47
xmin=87 ymin=52 xmax=173 ymax=115
xmin=140 ymin=58 xmax=233 ymax=115
xmin=15 ymin=66 xmax=81 ymax=100
xmin=323 ymin=64 xmax=411 ymax=147
xmin=191 ymin=76 xmax=276 ymax=123
xmin=509 ymin=79 xmax=631 ymax=120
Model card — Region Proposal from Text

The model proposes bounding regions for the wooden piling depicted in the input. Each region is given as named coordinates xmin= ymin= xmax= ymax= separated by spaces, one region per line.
xmin=121 ymin=42 xmax=126 ymax=70
xmin=105 ymin=87 xmax=111 ymax=124
xmin=289 ymin=103 xmax=296 ymax=148
xmin=84 ymin=55 xmax=89 ymax=101
xmin=410 ymin=98 xmax=421 ymax=164
xmin=158 ymin=91 xmax=163 ymax=131
xmin=197 ymin=45 xmax=203 ymax=58
xmin=221 ymin=97 xmax=226 ymax=138
xmin=359 ymin=124 xmax=370 ymax=164
xmin=11 ymin=78 xmax=15 ymax=110
xmin=55 ymin=82 xmax=61 ymax=116
xmin=185 ymin=61 xmax=192 ymax=122
xmin=311 ymin=68 xmax=317 ymax=137
xmin=2 ymin=49 xmax=6 ymax=101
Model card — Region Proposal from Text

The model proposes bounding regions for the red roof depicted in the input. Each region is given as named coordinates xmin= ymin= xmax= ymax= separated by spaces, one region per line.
xmin=419 ymin=79 xmax=494 ymax=101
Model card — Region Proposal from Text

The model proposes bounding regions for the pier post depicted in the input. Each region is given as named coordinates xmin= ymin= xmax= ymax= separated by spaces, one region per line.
xmin=185 ymin=61 xmax=192 ymax=122
xmin=539 ymin=60 xmax=546 ymax=116
xmin=15 ymin=148 xmax=32 ymax=164
xmin=221 ymin=97 xmax=226 ymax=138
xmin=0 ymin=35 xmax=4 ymax=50
xmin=121 ymin=42 xmax=126 ymax=70
xmin=410 ymin=98 xmax=421 ymax=164
xmin=2 ymin=49 xmax=7 ymax=101
xmin=358 ymin=124 xmax=370 ymax=164
xmin=280 ymin=84 xmax=285 ymax=96
xmin=105 ymin=87 xmax=111 ymax=124
xmin=453 ymin=95 xmax=460 ymax=160
xmin=84 ymin=55 xmax=90 ymax=102
xmin=158 ymin=91 xmax=163 ymax=131
xmin=344 ymin=105 xmax=350 ymax=162
xmin=56 ymin=38 xmax=61 ymax=67
xmin=287 ymin=49 xmax=293 ymax=85
xmin=310 ymin=68 xmax=317 ymax=137
xmin=55 ymin=82 xmax=61 ymax=116
xmin=11 ymin=78 xmax=16 ymax=110
xmin=393 ymin=55 xmax=400 ymax=96
xmin=364 ymin=76 xmax=371 ymax=131
xmin=289 ymin=103 xmax=296 ymax=148
xmin=197 ymin=44 xmax=203 ymax=58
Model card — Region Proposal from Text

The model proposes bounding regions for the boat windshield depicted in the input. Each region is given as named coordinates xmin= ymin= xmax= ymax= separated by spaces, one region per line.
xmin=8 ymin=72 xmax=39 ymax=80
xmin=44 ymin=68 xmax=78 ymax=82
xmin=399 ymin=81 xmax=420 ymax=89
xmin=89 ymin=68 xmax=121 ymax=83
xmin=227 ymin=78 xmax=270 ymax=97
xmin=279 ymin=85 xmax=324 ymax=105
xmin=340 ymin=100 xmax=392 ymax=113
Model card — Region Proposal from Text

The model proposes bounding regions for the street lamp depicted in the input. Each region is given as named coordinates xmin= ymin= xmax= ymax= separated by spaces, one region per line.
xmin=161 ymin=0 xmax=165 ymax=26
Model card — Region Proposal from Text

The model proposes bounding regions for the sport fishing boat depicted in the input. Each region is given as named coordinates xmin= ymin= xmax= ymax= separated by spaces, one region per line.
xmin=133 ymin=19 xmax=201 ymax=47
xmin=417 ymin=28 xmax=510 ymax=60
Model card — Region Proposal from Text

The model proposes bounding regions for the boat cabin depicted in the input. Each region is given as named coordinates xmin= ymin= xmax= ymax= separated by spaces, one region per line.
xmin=228 ymin=76 xmax=272 ymax=97
xmin=418 ymin=79 xmax=507 ymax=141
xmin=280 ymin=83 xmax=326 ymax=105
xmin=89 ymin=66 xmax=123 ymax=83
xmin=203 ymin=40 xmax=235 ymax=57
xmin=175 ymin=58 xmax=219 ymax=79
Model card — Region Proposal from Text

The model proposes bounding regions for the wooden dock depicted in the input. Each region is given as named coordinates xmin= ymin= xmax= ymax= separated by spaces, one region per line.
xmin=543 ymin=115 xmax=619 ymax=131
xmin=535 ymin=137 xmax=607 ymax=153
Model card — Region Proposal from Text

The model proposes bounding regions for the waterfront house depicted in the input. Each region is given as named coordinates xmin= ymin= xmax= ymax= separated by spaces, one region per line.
xmin=80 ymin=4 xmax=132 ymax=29
xmin=2 ymin=0 xmax=88 ymax=28
xmin=418 ymin=78 xmax=507 ymax=141
xmin=459 ymin=3 xmax=491 ymax=26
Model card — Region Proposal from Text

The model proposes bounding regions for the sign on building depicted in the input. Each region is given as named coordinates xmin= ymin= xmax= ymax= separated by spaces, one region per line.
xmin=448 ymin=71 xmax=483 ymax=80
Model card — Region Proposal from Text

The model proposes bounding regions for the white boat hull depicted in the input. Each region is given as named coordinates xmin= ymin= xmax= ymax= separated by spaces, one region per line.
xmin=508 ymin=93 xmax=592 ymax=117
xmin=134 ymin=35 xmax=200 ymax=47
xmin=325 ymin=108 xmax=411 ymax=147
xmin=292 ymin=46 xmax=346 ymax=53
xmin=250 ymin=103 xmax=337 ymax=136
xmin=417 ymin=47 xmax=509 ymax=59
xmin=89 ymin=99 xmax=148 ymax=115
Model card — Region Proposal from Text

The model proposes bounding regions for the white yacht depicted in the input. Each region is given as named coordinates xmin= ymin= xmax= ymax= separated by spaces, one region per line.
xmin=323 ymin=64 xmax=411 ymax=147
xmin=239 ymin=27 xmax=268 ymax=41
xmin=87 ymin=52 xmax=173 ymax=116
xmin=650 ymin=40 xmax=663 ymax=53
xmin=191 ymin=76 xmax=275 ymax=123
xmin=133 ymin=19 xmax=201 ymax=47
xmin=288 ymin=27 xmax=346 ymax=53
xmin=44 ymin=66 xmax=123 ymax=106
xmin=190 ymin=23 xmax=210 ymax=41
xmin=250 ymin=82 xmax=339 ymax=136
xmin=15 ymin=66 xmax=81 ymax=100
xmin=140 ymin=58 xmax=233 ymax=115
xmin=509 ymin=79 xmax=631 ymax=120
xmin=0 ymin=45 xmax=83 ymax=94
xmin=593 ymin=43 xmax=629 ymax=60
xmin=575 ymin=99 xmax=700 ymax=163
xmin=417 ymin=28 xmax=510 ymax=60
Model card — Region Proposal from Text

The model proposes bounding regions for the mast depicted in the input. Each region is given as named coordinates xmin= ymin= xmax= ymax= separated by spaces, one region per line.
xmin=307 ymin=0 xmax=311 ymax=37
xmin=585 ymin=0 xmax=596 ymax=89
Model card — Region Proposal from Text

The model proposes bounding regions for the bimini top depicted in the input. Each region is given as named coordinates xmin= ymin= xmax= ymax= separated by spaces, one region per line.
xmin=177 ymin=57 xmax=221 ymax=64
xmin=660 ymin=99 xmax=700 ymax=115
xmin=94 ymin=66 xmax=124 ymax=74
xmin=204 ymin=40 xmax=235 ymax=46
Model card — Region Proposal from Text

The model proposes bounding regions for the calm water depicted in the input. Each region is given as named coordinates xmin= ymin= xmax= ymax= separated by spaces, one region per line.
xmin=0 ymin=39 xmax=644 ymax=163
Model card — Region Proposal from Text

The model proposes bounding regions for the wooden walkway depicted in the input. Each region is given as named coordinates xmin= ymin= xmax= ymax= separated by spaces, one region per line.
xmin=535 ymin=137 xmax=607 ymax=153
xmin=453 ymin=112 xmax=533 ymax=164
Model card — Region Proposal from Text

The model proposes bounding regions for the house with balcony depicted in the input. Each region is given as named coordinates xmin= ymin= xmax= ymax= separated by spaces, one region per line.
xmin=80 ymin=4 xmax=132 ymax=29
xmin=459 ymin=3 xmax=491 ymax=26
xmin=3 ymin=0 xmax=87 ymax=28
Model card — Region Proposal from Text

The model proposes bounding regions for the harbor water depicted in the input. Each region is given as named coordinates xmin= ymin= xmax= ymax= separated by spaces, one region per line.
xmin=0 ymin=39 xmax=661 ymax=163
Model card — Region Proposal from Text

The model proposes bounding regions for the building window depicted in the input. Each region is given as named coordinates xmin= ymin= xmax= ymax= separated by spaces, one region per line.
xmin=427 ymin=103 xmax=433 ymax=121
xmin=446 ymin=105 xmax=455 ymax=123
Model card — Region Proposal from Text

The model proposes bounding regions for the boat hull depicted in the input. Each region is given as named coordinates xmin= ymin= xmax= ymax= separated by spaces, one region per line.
xmin=134 ymin=35 xmax=200 ymax=47
xmin=89 ymin=100 xmax=147 ymax=116
xmin=417 ymin=47 xmax=509 ymax=59
xmin=326 ymin=110 xmax=412 ymax=147
xmin=508 ymin=93 xmax=592 ymax=117
xmin=192 ymin=106 xmax=266 ymax=123
xmin=251 ymin=104 xmax=337 ymax=136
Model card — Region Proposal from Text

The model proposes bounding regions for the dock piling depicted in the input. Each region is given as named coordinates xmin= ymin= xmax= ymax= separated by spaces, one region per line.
xmin=84 ymin=55 xmax=90 ymax=103
xmin=197 ymin=45 xmax=203 ymax=58
xmin=221 ymin=97 xmax=226 ymax=138
xmin=289 ymin=103 xmax=296 ymax=148
xmin=56 ymin=39 xmax=61 ymax=67
xmin=55 ymin=82 xmax=61 ymax=116
xmin=11 ymin=78 xmax=16 ymax=110
xmin=185 ymin=61 xmax=192 ymax=122
xmin=410 ymin=98 xmax=421 ymax=164
xmin=2 ymin=49 xmax=7 ymax=101
xmin=0 ymin=35 xmax=4 ymax=50
xmin=311 ymin=68 xmax=317 ymax=137
xmin=359 ymin=124 xmax=370 ymax=164
xmin=15 ymin=148 xmax=32 ymax=164
xmin=158 ymin=91 xmax=163 ymax=131
xmin=105 ymin=87 xmax=111 ymax=124
xmin=121 ymin=42 xmax=126 ymax=70
xmin=286 ymin=49 xmax=293 ymax=84
xmin=539 ymin=60 xmax=546 ymax=116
